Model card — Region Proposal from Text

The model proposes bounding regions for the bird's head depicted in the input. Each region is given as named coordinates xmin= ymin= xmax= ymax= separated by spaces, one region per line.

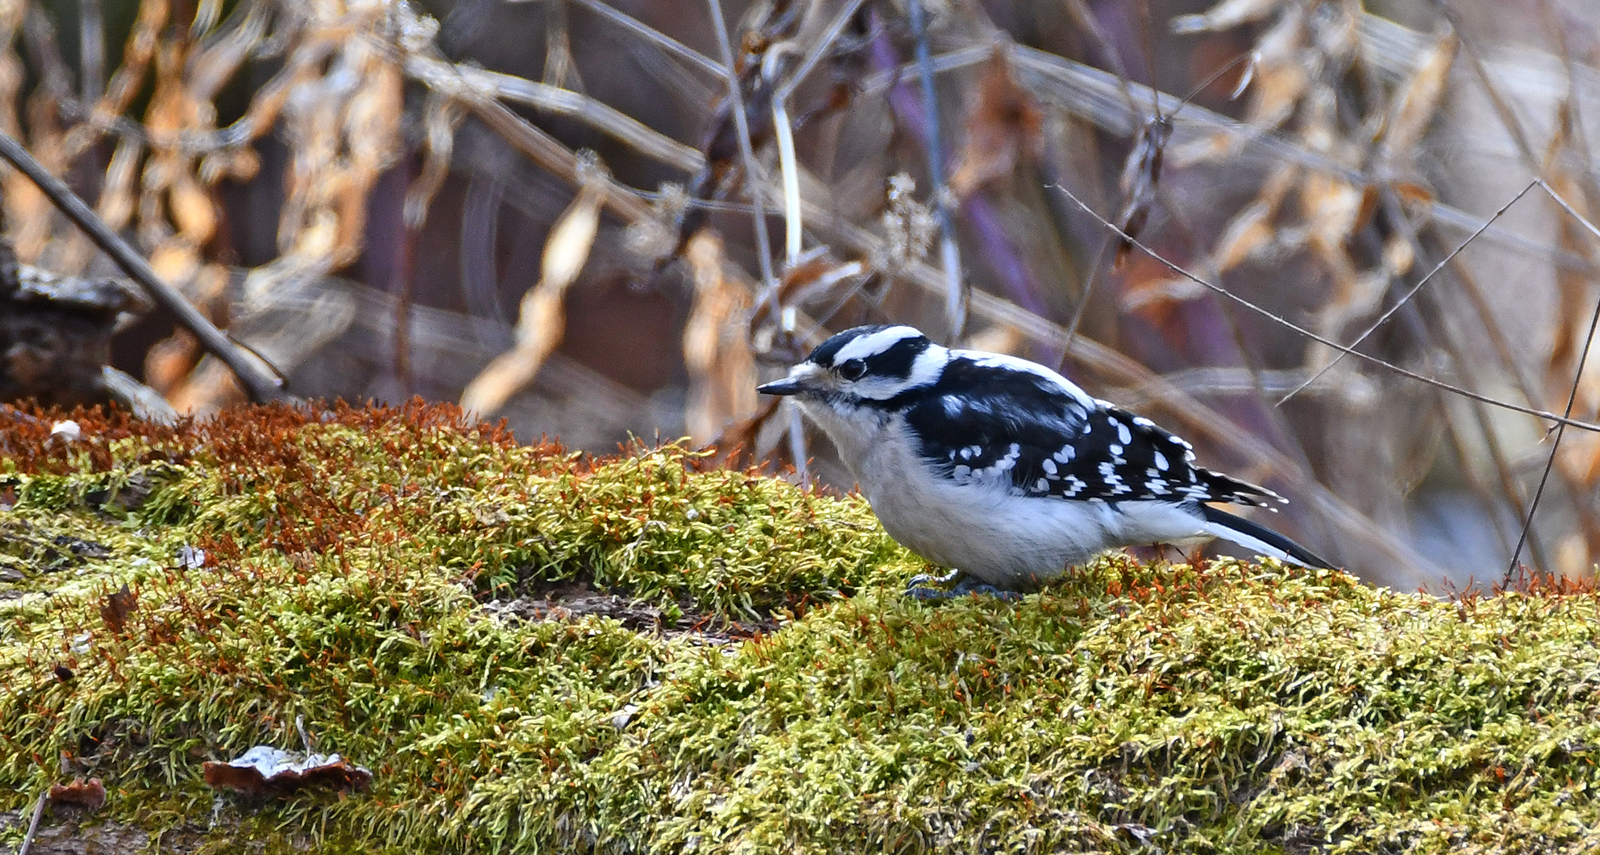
xmin=758 ymin=324 xmax=947 ymax=409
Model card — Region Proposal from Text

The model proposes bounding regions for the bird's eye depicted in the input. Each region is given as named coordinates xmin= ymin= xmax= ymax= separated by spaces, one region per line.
xmin=838 ymin=359 xmax=868 ymax=382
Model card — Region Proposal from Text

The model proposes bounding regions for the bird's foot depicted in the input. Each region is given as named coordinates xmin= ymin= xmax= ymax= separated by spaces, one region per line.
xmin=906 ymin=567 xmax=963 ymax=589
xmin=905 ymin=569 xmax=1023 ymax=601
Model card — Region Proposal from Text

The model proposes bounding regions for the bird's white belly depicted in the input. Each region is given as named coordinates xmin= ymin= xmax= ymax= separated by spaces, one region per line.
xmin=852 ymin=433 xmax=1209 ymax=590
xmin=864 ymin=476 xmax=1107 ymax=588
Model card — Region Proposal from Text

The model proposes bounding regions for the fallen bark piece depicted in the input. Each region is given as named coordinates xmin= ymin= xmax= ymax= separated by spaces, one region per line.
xmin=202 ymin=746 xmax=372 ymax=796
xmin=47 ymin=777 xmax=106 ymax=812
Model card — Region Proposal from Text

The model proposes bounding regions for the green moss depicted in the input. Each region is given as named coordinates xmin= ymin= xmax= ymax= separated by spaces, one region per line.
xmin=1 ymin=403 xmax=1598 ymax=854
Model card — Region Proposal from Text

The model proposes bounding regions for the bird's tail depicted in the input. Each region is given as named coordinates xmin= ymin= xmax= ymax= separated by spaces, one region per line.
xmin=1198 ymin=505 xmax=1336 ymax=570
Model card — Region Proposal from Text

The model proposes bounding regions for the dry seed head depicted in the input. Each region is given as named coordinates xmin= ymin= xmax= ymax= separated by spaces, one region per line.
xmin=626 ymin=182 xmax=688 ymax=259
xmin=876 ymin=172 xmax=936 ymax=271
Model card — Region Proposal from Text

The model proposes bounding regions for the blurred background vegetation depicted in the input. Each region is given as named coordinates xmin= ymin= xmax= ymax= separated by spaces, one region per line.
xmin=2 ymin=0 xmax=1599 ymax=590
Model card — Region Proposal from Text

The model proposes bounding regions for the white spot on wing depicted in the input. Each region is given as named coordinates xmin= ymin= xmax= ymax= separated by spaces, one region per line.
xmin=996 ymin=443 xmax=1021 ymax=471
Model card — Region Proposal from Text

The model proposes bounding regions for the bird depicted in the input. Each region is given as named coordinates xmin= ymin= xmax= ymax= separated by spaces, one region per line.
xmin=757 ymin=324 xmax=1335 ymax=595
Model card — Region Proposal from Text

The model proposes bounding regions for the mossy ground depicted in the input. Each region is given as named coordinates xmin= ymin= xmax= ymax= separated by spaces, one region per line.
xmin=1 ymin=402 xmax=1597 ymax=854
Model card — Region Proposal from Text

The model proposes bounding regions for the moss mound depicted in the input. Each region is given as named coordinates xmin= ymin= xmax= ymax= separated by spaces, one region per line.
xmin=1 ymin=402 xmax=1597 ymax=854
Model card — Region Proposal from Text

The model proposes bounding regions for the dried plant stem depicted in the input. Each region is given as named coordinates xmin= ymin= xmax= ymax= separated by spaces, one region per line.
xmin=569 ymin=0 xmax=721 ymax=76
xmin=467 ymin=68 xmax=700 ymax=170
xmin=908 ymin=0 xmax=966 ymax=339
xmin=775 ymin=0 xmax=868 ymax=104
xmin=0 ymin=131 xmax=289 ymax=404
xmin=403 ymin=54 xmax=651 ymax=223
xmin=17 ymin=789 xmax=45 ymax=855
xmin=772 ymin=95 xmax=803 ymax=265
xmin=1507 ymin=183 xmax=1600 ymax=578
xmin=705 ymin=0 xmax=777 ymax=289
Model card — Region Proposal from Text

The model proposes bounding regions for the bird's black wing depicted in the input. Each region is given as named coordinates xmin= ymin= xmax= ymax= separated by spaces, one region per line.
xmin=901 ymin=357 xmax=1280 ymax=506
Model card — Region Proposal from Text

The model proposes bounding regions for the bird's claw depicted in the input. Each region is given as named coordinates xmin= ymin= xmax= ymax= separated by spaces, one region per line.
xmin=904 ymin=570 xmax=1023 ymax=601
xmin=906 ymin=568 xmax=963 ymax=588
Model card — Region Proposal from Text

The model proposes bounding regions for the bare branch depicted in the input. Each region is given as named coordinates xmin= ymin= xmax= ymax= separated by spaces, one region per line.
xmin=0 ymin=131 xmax=289 ymax=404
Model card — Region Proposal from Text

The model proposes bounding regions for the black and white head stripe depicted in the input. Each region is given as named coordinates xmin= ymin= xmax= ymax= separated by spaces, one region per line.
xmin=801 ymin=324 xmax=945 ymax=401
xmin=807 ymin=325 xmax=927 ymax=370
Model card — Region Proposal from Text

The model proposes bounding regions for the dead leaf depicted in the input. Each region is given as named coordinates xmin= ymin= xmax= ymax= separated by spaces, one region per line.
xmin=1212 ymin=201 xmax=1277 ymax=272
xmin=1379 ymin=31 xmax=1457 ymax=164
xmin=203 ymin=745 xmax=372 ymax=796
xmin=683 ymin=232 xmax=755 ymax=444
xmin=539 ymin=164 xmax=606 ymax=294
xmin=461 ymin=165 xmax=606 ymax=417
xmin=99 ymin=583 xmax=137 ymax=634
xmin=1240 ymin=8 xmax=1311 ymax=131
xmin=948 ymin=49 xmax=1043 ymax=200
xmin=1114 ymin=115 xmax=1174 ymax=269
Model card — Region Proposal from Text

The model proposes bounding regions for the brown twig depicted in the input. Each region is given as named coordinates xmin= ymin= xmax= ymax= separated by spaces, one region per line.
xmin=17 ymin=789 xmax=45 ymax=855
xmin=0 ymin=131 xmax=290 ymax=404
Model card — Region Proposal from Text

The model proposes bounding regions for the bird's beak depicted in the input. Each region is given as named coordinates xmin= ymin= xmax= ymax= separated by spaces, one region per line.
xmin=757 ymin=364 xmax=816 ymax=397
xmin=757 ymin=377 xmax=804 ymax=396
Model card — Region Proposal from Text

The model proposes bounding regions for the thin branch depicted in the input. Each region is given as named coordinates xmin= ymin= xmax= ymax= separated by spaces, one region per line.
xmin=776 ymin=0 xmax=869 ymax=105
xmin=907 ymin=0 xmax=966 ymax=338
xmin=705 ymin=0 xmax=777 ymax=288
xmin=17 ymin=789 xmax=45 ymax=855
xmin=568 ymin=0 xmax=722 ymax=77
xmin=0 ymin=131 xmax=289 ymax=404
xmin=1508 ymin=180 xmax=1600 ymax=578
xmin=1361 ymin=180 xmax=1557 ymax=570
xmin=1539 ymin=177 xmax=1600 ymax=243
xmin=1056 ymin=0 xmax=1136 ymax=354
xmin=1048 ymin=180 xmax=1600 ymax=433
xmin=1279 ymin=178 xmax=1543 ymax=405
xmin=1508 ymin=295 xmax=1600 ymax=579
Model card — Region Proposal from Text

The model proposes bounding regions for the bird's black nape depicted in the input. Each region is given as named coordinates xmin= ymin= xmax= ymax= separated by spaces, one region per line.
xmin=1199 ymin=505 xmax=1336 ymax=570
